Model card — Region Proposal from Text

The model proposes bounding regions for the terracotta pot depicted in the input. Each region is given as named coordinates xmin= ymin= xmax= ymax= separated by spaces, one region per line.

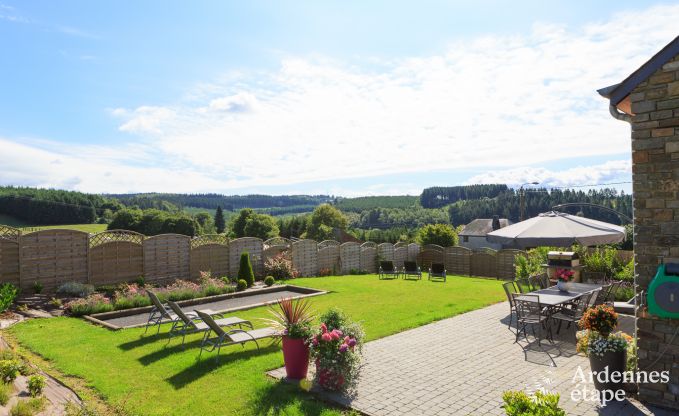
xmin=315 ymin=359 xmax=345 ymax=391
xmin=282 ymin=336 xmax=309 ymax=380
xmin=589 ymin=349 xmax=627 ymax=393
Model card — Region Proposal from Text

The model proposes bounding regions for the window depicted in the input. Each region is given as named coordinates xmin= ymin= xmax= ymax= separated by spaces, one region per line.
xmin=463 ymin=236 xmax=469 ymax=243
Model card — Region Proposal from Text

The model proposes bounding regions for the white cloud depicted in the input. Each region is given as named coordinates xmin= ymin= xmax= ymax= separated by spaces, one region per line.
xmin=2 ymin=4 xmax=678 ymax=194
xmin=465 ymin=160 xmax=632 ymax=189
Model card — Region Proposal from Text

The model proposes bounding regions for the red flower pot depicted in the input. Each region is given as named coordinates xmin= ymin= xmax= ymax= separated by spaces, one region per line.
xmin=315 ymin=359 xmax=345 ymax=391
xmin=282 ymin=336 xmax=309 ymax=379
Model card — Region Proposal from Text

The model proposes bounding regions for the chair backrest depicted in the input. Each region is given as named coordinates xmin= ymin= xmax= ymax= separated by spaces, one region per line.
xmin=528 ymin=276 xmax=540 ymax=290
xmin=539 ymin=274 xmax=551 ymax=289
xmin=588 ymin=289 xmax=600 ymax=307
xmin=503 ymin=281 xmax=518 ymax=306
xmin=380 ymin=261 xmax=395 ymax=272
xmin=147 ymin=290 xmax=171 ymax=318
xmin=167 ymin=301 xmax=195 ymax=327
xmin=595 ymin=284 xmax=611 ymax=304
xmin=431 ymin=263 xmax=445 ymax=274
xmin=515 ymin=278 xmax=533 ymax=294
xmin=572 ymin=292 xmax=593 ymax=318
xmin=195 ymin=310 xmax=228 ymax=338
xmin=403 ymin=261 xmax=418 ymax=272
xmin=606 ymin=281 xmax=622 ymax=302
xmin=512 ymin=293 xmax=542 ymax=319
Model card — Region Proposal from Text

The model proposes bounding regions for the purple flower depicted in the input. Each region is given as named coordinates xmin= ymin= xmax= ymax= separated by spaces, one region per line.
xmin=348 ymin=338 xmax=357 ymax=347
xmin=339 ymin=343 xmax=348 ymax=353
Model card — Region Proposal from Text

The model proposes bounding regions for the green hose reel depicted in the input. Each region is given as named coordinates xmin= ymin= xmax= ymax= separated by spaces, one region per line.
xmin=648 ymin=264 xmax=679 ymax=319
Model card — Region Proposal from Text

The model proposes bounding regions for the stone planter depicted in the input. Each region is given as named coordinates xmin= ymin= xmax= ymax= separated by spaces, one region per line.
xmin=282 ymin=336 xmax=309 ymax=380
xmin=589 ymin=349 xmax=627 ymax=393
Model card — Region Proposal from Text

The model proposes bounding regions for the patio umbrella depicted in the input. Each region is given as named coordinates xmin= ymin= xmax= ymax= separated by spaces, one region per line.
xmin=486 ymin=211 xmax=626 ymax=248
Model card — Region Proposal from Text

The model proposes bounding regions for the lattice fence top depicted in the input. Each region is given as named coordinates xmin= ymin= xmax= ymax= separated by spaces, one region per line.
xmin=473 ymin=247 xmax=498 ymax=255
xmin=0 ymin=225 xmax=20 ymax=242
xmin=318 ymin=240 xmax=340 ymax=249
xmin=445 ymin=246 xmax=472 ymax=254
xmin=90 ymin=230 xmax=144 ymax=248
xmin=263 ymin=237 xmax=291 ymax=248
xmin=394 ymin=242 xmax=408 ymax=248
xmin=340 ymin=242 xmax=360 ymax=249
xmin=144 ymin=233 xmax=191 ymax=243
xmin=190 ymin=234 xmax=229 ymax=249
xmin=22 ymin=228 xmax=89 ymax=238
xmin=422 ymin=244 xmax=445 ymax=252
xmin=360 ymin=241 xmax=377 ymax=249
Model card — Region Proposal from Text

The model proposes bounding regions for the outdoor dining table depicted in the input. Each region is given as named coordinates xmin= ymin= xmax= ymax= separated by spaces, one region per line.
xmin=516 ymin=282 xmax=602 ymax=306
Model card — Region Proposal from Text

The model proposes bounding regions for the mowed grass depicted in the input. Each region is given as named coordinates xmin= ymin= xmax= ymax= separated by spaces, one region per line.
xmin=0 ymin=214 xmax=107 ymax=233
xmin=8 ymin=275 xmax=505 ymax=416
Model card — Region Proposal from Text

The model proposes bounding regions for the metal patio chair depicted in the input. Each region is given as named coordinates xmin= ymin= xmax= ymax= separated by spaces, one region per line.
xmin=379 ymin=261 xmax=400 ymax=279
xmin=551 ymin=292 xmax=593 ymax=342
xmin=428 ymin=263 xmax=446 ymax=282
xmin=503 ymin=281 xmax=519 ymax=331
xmin=166 ymin=301 xmax=252 ymax=346
xmin=196 ymin=310 xmax=277 ymax=361
xmin=401 ymin=261 xmax=422 ymax=280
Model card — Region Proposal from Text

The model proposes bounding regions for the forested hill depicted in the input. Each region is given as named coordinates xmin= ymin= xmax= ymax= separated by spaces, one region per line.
xmin=107 ymin=193 xmax=332 ymax=210
xmin=0 ymin=186 xmax=105 ymax=224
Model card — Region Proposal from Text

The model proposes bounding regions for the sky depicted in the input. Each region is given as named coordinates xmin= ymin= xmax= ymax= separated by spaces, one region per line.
xmin=0 ymin=1 xmax=677 ymax=196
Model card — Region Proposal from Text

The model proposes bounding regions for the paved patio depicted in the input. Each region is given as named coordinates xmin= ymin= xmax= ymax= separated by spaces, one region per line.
xmin=271 ymin=302 xmax=675 ymax=415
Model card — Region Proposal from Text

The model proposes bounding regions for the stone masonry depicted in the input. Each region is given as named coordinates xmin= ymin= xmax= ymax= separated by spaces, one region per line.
xmin=629 ymin=53 xmax=679 ymax=410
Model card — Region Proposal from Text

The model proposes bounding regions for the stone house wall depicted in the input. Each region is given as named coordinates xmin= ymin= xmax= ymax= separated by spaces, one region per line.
xmin=629 ymin=53 xmax=679 ymax=409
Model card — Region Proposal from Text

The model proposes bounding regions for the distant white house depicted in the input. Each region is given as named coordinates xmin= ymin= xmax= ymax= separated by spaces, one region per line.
xmin=459 ymin=216 xmax=511 ymax=250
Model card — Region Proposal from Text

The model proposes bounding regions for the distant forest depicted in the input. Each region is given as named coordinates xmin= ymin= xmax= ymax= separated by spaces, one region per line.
xmin=0 ymin=185 xmax=632 ymax=236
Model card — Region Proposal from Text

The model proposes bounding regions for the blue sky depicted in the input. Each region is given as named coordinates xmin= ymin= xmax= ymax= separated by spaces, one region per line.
xmin=1 ymin=1 xmax=676 ymax=196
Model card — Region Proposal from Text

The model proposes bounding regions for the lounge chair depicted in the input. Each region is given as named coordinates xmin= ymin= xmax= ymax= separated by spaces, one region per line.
xmin=143 ymin=290 xmax=218 ymax=334
xmin=166 ymin=301 xmax=252 ymax=345
xmin=379 ymin=261 xmax=400 ymax=279
xmin=401 ymin=261 xmax=422 ymax=280
xmin=428 ymin=263 xmax=446 ymax=282
xmin=195 ymin=310 xmax=277 ymax=360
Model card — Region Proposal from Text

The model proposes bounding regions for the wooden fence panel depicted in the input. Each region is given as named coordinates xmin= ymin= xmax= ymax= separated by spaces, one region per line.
xmin=339 ymin=242 xmax=360 ymax=274
xmin=360 ymin=242 xmax=377 ymax=273
xmin=20 ymin=229 xmax=89 ymax=291
xmin=394 ymin=246 xmax=408 ymax=268
xmin=190 ymin=235 xmax=229 ymax=279
xmin=143 ymin=234 xmax=190 ymax=283
xmin=89 ymin=231 xmax=144 ymax=285
xmin=292 ymin=239 xmax=318 ymax=277
xmin=317 ymin=241 xmax=340 ymax=273
xmin=497 ymin=249 xmax=526 ymax=280
xmin=417 ymin=245 xmax=445 ymax=271
xmin=377 ymin=243 xmax=394 ymax=262
xmin=470 ymin=250 xmax=497 ymax=278
xmin=0 ymin=226 xmax=20 ymax=286
xmin=444 ymin=246 xmax=471 ymax=276
xmin=229 ymin=237 xmax=264 ymax=277
xmin=407 ymin=243 xmax=420 ymax=262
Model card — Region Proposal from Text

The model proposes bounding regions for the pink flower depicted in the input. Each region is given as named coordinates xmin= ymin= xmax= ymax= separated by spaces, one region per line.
xmin=339 ymin=343 xmax=348 ymax=353
xmin=348 ymin=338 xmax=357 ymax=347
xmin=312 ymin=337 xmax=319 ymax=346
xmin=330 ymin=330 xmax=341 ymax=340
xmin=343 ymin=336 xmax=350 ymax=344
xmin=320 ymin=323 xmax=327 ymax=333
xmin=321 ymin=333 xmax=332 ymax=342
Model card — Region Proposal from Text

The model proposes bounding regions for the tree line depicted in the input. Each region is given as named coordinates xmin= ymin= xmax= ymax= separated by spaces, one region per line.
xmin=106 ymin=193 xmax=332 ymax=210
xmin=420 ymin=184 xmax=509 ymax=208
xmin=0 ymin=186 xmax=105 ymax=225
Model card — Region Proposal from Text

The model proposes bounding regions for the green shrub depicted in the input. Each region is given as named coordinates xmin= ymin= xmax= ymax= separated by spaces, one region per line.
xmin=0 ymin=360 xmax=21 ymax=384
xmin=615 ymin=259 xmax=634 ymax=282
xmin=515 ymin=247 xmax=553 ymax=279
xmin=236 ymin=279 xmax=247 ymax=291
xmin=27 ymin=375 xmax=45 ymax=397
xmin=238 ymin=252 xmax=255 ymax=287
xmin=417 ymin=223 xmax=458 ymax=247
xmin=9 ymin=397 xmax=46 ymax=416
xmin=502 ymin=390 xmax=565 ymax=416
xmin=220 ymin=276 xmax=232 ymax=285
xmin=134 ymin=276 xmax=146 ymax=287
xmin=264 ymin=276 xmax=275 ymax=287
xmin=47 ymin=297 xmax=63 ymax=308
xmin=32 ymin=282 xmax=43 ymax=295
xmin=0 ymin=284 xmax=19 ymax=313
xmin=0 ymin=382 xmax=11 ymax=405
xmin=56 ymin=282 xmax=95 ymax=298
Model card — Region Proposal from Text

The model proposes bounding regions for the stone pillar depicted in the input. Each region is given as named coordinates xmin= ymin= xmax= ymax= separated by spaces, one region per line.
xmin=630 ymin=54 xmax=679 ymax=409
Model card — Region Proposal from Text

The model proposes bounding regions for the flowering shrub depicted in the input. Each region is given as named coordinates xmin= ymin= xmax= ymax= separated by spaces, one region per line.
xmin=588 ymin=332 xmax=629 ymax=357
xmin=579 ymin=304 xmax=618 ymax=337
xmin=502 ymin=390 xmax=565 ymax=416
xmin=555 ymin=268 xmax=574 ymax=282
xmin=264 ymin=254 xmax=298 ymax=280
xmin=308 ymin=308 xmax=364 ymax=391
xmin=65 ymin=275 xmax=235 ymax=316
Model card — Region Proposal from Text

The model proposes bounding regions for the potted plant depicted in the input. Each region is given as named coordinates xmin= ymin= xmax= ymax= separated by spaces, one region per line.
xmin=308 ymin=308 xmax=364 ymax=391
xmin=267 ymin=298 xmax=314 ymax=379
xmin=555 ymin=268 xmax=574 ymax=291
xmin=578 ymin=305 xmax=628 ymax=393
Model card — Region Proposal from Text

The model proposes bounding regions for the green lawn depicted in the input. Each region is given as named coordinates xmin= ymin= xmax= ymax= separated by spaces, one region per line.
xmin=0 ymin=215 xmax=107 ymax=234
xmin=8 ymin=275 xmax=505 ymax=415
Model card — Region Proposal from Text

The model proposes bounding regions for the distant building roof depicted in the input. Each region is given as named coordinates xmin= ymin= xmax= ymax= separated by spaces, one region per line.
xmin=459 ymin=218 xmax=511 ymax=237
xmin=598 ymin=36 xmax=679 ymax=108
